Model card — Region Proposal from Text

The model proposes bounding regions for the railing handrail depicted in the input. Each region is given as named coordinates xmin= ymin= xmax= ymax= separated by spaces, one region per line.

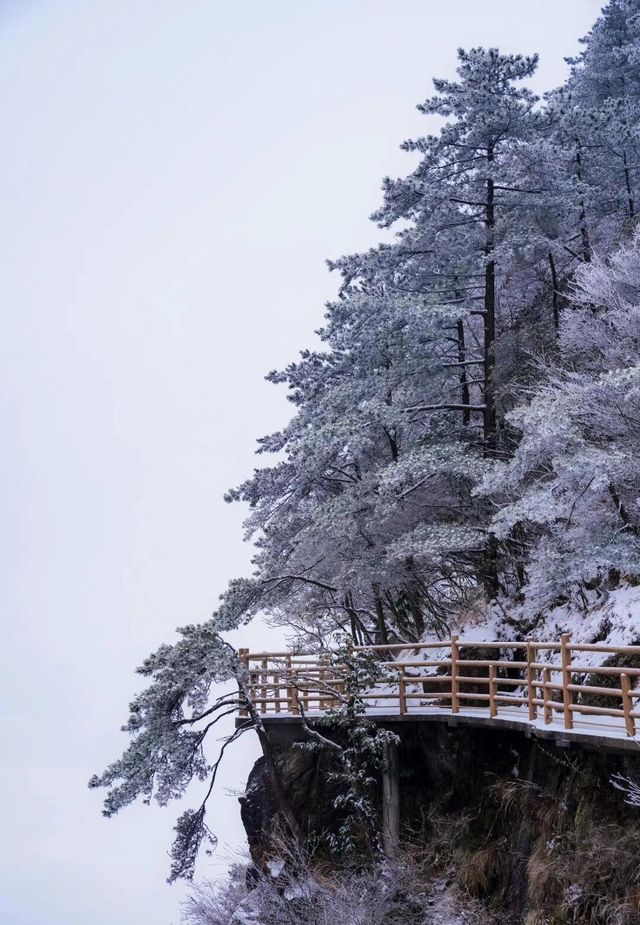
xmin=242 ymin=639 xmax=640 ymax=662
xmin=237 ymin=637 xmax=640 ymax=739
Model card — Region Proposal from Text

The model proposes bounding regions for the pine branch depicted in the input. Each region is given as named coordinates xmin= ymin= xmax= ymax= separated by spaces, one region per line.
xmin=402 ymin=403 xmax=486 ymax=413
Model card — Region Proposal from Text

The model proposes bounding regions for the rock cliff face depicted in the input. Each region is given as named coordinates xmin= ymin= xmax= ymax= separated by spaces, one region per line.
xmin=239 ymin=741 xmax=343 ymax=870
xmin=240 ymin=722 xmax=640 ymax=924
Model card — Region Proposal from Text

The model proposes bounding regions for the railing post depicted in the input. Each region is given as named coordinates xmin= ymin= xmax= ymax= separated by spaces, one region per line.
xmin=260 ymin=657 xmax=268 ymax=714
xmin=543 ymin=668 xmax=552 ymax=724
xmin=318 ymin=656 xmax=325 ymax=711
xmin=317 ymin=655 xmax=324 ymax=713
xmin=451 ymin=634 xmax=460 ymax=714
xmin=621 ymin=672 xmax=636 ymax=737
xmin=398 ymin=670 xmax=407 ymax=715
xmin=322 ymin=654 xmax=334 ymax=710
xmin=526 ymin=639 xmax=537 ymax=720
xmin=560 ymin=634 xmax=573 ymax=730
xmin=285 ymin=655 xmax=296 ymax=714
xmin=238 ymin=648 xmax=249 ymax=717
xmin=338 ymin=662 xmax=347 ymax=703
xmin=290 ymin=668 xmax=300 ymax=715
xmin=489 ymin=663 xmax=497 ymax=718
xmin=274 ymin=669 xmax=281 ymax=714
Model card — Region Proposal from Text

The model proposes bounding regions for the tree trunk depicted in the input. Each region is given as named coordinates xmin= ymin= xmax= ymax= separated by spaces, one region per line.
xmin=623 ymin=149 xmax=635 ymax=219
xmin=483 ymin=147 xmax=497 ymax=453
xmin=609 ymin=483 xmax=638 ymax=535
xmin=575 ymin=144 xmax=592 ymax=263
xmin=456 ymin=317 xmax=471 ymax=425
xmin=346 ymin=593 xmax=361 ymax=645
xmin=374 ymin=591 xmax=389 ymax=646
xmin=548 ymin=252 xmax=560 ymax=335
xmin=483 ymin=146 xmax=499 ymax=599
xmin=345 ymin=591 xmax=374 ymax=646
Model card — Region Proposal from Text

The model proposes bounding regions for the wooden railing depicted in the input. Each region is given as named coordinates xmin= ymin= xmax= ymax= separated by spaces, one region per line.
xmin=239 ymin=635 xmax=640 ymax=738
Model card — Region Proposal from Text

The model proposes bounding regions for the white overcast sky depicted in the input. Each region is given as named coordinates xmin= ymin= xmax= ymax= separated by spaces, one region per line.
xmin=1 ymin=2 xmax=602 ymax=923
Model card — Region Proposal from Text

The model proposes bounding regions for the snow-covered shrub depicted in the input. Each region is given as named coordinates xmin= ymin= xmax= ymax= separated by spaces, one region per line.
xmin=296 ymin=639 xmax=400 ymax=857
xmin=182 ymin=839 xmax=466 ymax=925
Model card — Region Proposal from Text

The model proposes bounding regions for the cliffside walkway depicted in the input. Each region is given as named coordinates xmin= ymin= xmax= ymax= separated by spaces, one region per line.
xmin=239 ymin=635 xmax=640 ymax=753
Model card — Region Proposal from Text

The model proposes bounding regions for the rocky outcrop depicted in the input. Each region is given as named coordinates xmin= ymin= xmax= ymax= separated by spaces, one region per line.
xmin=239 ymin=738 xmax=344 ymax=869
xmin=240 ymin=721 xmax=640 ymax=923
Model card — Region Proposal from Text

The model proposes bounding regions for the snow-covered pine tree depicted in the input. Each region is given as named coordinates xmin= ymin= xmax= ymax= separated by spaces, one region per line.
xmin=224 ymin=278 xmax=488 ymax=646
xmin=566 ymin=0 xmax=640 ymax=224
xmin=337 ymin=48 xmax=549 ymax=600
xmin=533 ymin=0 xmax=640 ymax=283
xmin=478 ymin=232 xmax=640 ymax=617
xmin=88 ymin=618 xmax=300 ymax=881
xmin=474 ymin=0 xmax=640 ymax=609
xmin=213 ymin=46 xmax=604 ymax=639
xmin=373 ymin=47 xmax=539 ymax=454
